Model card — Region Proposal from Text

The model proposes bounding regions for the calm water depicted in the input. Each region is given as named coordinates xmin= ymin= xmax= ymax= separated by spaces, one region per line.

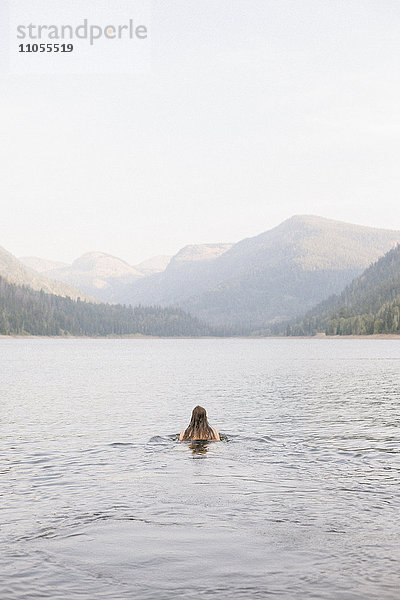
xmin=1 ymin=338 xmax=400 ymax=599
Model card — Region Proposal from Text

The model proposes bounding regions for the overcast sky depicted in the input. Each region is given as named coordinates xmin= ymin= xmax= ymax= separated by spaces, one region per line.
xmin=1 ymin=0 xmax=400 ymax=264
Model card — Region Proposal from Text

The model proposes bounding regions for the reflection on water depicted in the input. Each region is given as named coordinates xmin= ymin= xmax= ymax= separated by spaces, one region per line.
xmin=186 ymin=440 xmax=213 ymax=455
xmin=1 ymin=338 xmax=400 ymax=600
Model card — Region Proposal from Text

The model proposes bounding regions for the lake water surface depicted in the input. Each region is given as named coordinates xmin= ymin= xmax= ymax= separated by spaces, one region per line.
xmin=1 ymin=338 xmax=399 ymax=599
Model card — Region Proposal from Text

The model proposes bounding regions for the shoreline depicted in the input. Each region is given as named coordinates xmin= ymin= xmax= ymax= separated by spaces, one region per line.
xmin=1 ymin=334 xmax=400 ymax=340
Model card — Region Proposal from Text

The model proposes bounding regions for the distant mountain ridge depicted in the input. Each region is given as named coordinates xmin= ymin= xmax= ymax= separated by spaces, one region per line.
xmin=14 ymin=216 xmax=400 ymax=333
xmin=20 ymin=245 xmax=235 ymax=304
xmin=118 ymin=243 xmax=235 ymax=308
xmin=41 ymin=251 xmax=143 ymax=302
xmin=20 ymin=252 xmax=172 ymax=303
xmin=170 ymin=244 xmax=233 ymax=265
xmin=118 ymin=216 xmax=400 ymax=331
xmin=134 ymin=255 xmax=171 ymax=276
xmin=0 ymin=245 xmax=97 ymax=303
xmin=19 ymin=257 xmax=68 ymax=273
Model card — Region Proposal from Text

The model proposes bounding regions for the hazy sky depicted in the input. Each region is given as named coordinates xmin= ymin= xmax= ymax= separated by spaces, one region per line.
xmin=1 ymin=0 xmax=400 ymax=264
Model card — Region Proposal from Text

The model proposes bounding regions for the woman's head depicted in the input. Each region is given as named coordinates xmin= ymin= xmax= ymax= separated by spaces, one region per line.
xmin=182 ymin=405 xmax=217 ymax=441
xmin=191 ymin=405 xmax=207 ymax=423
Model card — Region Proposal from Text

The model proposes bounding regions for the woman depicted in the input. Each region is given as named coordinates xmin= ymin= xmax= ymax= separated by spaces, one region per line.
xmin=179 ymin=405 xmax=220 ymax=441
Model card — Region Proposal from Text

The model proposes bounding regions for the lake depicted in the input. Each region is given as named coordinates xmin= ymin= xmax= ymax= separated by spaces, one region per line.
xmin=1 ymin=338 xmax=399 ymax=599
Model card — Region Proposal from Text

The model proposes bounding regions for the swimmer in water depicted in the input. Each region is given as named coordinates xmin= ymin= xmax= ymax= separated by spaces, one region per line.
xmin=179 ymin=405 xmax=220 ymax=441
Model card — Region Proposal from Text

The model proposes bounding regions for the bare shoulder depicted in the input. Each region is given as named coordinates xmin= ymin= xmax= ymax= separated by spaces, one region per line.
xmin=179 ymin=429 xmax=185 ymax=441
xmin=212 ymin=427 xmax=221 ymax=441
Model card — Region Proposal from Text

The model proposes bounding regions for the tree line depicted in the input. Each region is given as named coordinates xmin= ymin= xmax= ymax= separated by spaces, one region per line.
xmin=0 ymin=276 xmax=216 ymax=337
xmin=281 ymin=244 xmax=400 ymax=336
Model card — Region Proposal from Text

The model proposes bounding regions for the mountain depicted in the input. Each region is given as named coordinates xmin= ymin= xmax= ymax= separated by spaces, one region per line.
xmin=0 ymin=245 xmax=96 ymax=303
xmin=19 ymin=257 xmax=69 ymax=273
xmin=286 ymin=244 xmax=400 ymax=336
xmin=117 ymin=243 xmax=234 ymax=309
xmin=32 ymin=251 xmax=172 ymax=303
xmin=0 ymin=276 xmax=214 ymax=337
xmin=170 ymin=244 xmax=233 ymax=264
xmin=40 ymin=251 xmax=143 ymax=302
xmin=119 ymin=216 xmax=400 ymax=332
xmin=135 ymin=255 xmax=171 ymax=276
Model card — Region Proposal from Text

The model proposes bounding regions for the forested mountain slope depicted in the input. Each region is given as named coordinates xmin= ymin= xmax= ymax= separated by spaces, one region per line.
xmin=285 ymin=244 xmax=400 ymax=336
xmin=0 ymin=276 xmax=213 ymax=337
xmin=120 ymin=216 xmax=400 ymax=331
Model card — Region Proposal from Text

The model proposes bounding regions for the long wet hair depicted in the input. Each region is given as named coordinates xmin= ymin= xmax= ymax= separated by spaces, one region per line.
xmin=182 ymin=406 xmax=217 ymax=441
